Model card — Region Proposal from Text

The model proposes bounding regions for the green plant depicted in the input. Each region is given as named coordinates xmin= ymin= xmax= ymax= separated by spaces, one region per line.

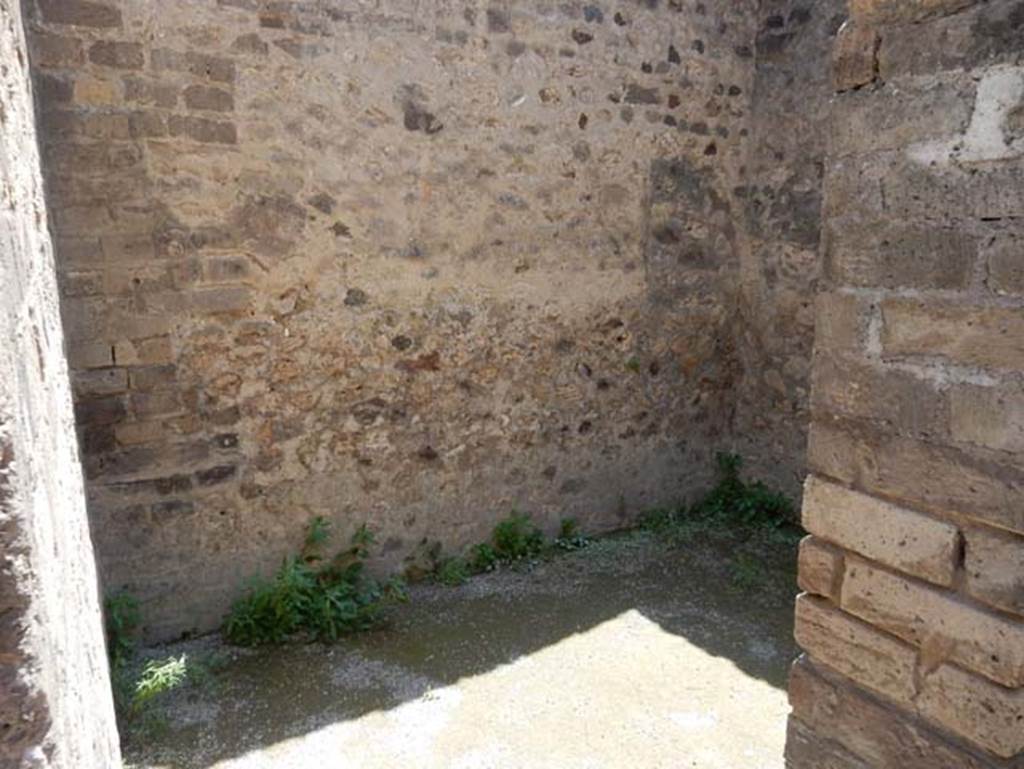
xmin=224 ymin=519 xmax=408 ymax=646
xmin=470 ymin=542 xmax=500 ymax=573
xmin=105 ymin=592 xmax=140 ymax=669
xmin=492 ymin=512 xmax=545 ymax=561
xmin=554 ymin=517 xmax=591 ymax=551
xmin=131 ymin=655 xmax=188 ymax=713
xmin=436 ymin=556 xmax=470 ymax=586
xmin=692 ymin=452 xmax=795 ymax=526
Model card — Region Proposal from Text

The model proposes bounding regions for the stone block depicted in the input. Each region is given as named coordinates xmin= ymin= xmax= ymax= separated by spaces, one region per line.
xmin=808 ymin=417 xmax=1024 ymax=534
xmin=38 ymin=0 xmax=122 ymax=28
xmin=988 ymin=237 xmax=1024 ymax=296
xmin=964 ymin=526 xmax=1024 ymax=616
xmin=951 ymin=384 xmax=1024 ymax=454
xmin=814 ymin=292 xmax=864 ymax=355
xmin=128 ymin=365 xmax=178 ymax=392
xmin=803 ymin=476 xmax=960 ymax=586
xmin=798 ymin=535 xmax=845 ymax=601
xmin=128 ymin=111 xmax=167 ymax=139
xmin=73 ymin=77 xmax=119 ymax=106
xmin=850 ymin=0 xmax=980 ymax=25
xmin=785 ymin=717 xmax=873 ymax=769
xmin=830 ymin=77 xmax=974 ymax=157
xmin=878 ymin=0 xmax=1024 ymax=79
xmin=114 ymin=420 xmax=165 ymax=446
xmin=123 ymin=77 xmax=178 ymax=108
xmin=31 ymin=32 xmax=85 ymax=68
xmin=150 ymin=49 xmax=236 ymax=83
xmin=114 ymin=337 xmax=174 ymax=366
xmin=74 ymin=395 xmax=126 ymax=426
xmin=73 ymin=367 xmax=128 ymax=397
xmin=794 ymin=594 xmax=918 ymax=704
xmin=190 ymin=286 xmax=251 ymax=313
xmin=881 ymin=299 xmax=1024 ymax=372
xmin=88 ymin=40 xmax=144 ymax=70
xmin=832 ymin=21 xmax=878 ymax=93
xmin=789 ymin=656 xmax=1010 ymax=769
xmin=824 ymin=219 xmax=976 ymax=290
xmin=167 ymin=114 xmax=238 ymax=144
xmin=841 ymin=558 xmax=1024 ymax=687
xmin=183 ymin=84 xmax=234 ymax=112
xmin=130 ymin=390 xmax=184 ymax=419
xmin=45 ymin=110 xmax=132 ymax=141
xmin=811 ymin=354 xmax=947 ymax=440
xmin=67 ymin=341 xmax=113 ymax=369
xmin=918 ymin=664 xmax=1024 ymax=758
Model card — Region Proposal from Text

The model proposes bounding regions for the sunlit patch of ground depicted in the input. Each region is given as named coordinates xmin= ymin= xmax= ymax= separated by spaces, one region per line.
xmin=127 ymin=531 xmax=799 ymax=769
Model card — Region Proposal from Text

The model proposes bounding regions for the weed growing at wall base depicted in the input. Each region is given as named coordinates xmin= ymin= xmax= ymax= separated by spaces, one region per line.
xmin=103 ymin=592 xmax=219 ymax=741
xmin=224 ymin=518 xmax=408 ymax=645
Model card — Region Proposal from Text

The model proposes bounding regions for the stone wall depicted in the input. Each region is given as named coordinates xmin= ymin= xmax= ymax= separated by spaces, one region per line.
xmin=733 ymin=0 xmax=845 ymax=496
xmin=787 ymin=0 xmax=1024 ymax=766
xmin=23 ymin=0 xmax=765 ymax=640
xmin=0 ymin=0 xmax=121 ymax=765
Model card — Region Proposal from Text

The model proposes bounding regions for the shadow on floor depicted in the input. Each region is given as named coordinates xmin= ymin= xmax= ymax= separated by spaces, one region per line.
xmin=125 ymin=530 xmax=799 ymax=769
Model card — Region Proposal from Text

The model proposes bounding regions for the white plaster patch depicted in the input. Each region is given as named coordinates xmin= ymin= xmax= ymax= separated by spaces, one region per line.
xmin=909 ymin=66 xmax=1024 ymax=166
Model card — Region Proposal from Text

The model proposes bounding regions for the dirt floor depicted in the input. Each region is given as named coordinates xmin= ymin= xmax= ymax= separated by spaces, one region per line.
xmin=124 ymin=529 xmax=800 ymax=769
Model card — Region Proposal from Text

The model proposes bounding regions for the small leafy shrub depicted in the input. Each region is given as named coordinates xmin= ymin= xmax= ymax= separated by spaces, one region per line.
xmin=103 ymin=592 xmax=210 ymax=740
xmin=692 ymin=453 xmax=795 ymax=525
xmin=470 ymin=542 xmax=500 ymax=573
xmin=492 ymin=512 xmax=545 ymax=561
xmin=131 ymin=655 xmax=188 ymax=714
xmin=637 ymin=453 xmax=799 ymax=550
xmin=224 ymin=517 xmax=407 ymax=646
xmin=436 ymin=556 xmax=470 ymax=586
xmin=554 ymin=517 xmax=591 ymax=551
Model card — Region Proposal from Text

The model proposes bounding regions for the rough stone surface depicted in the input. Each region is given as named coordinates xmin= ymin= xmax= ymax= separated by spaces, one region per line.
xmin=832 ymin=21 xmax=877 ymax=92
xmin=794 ymin=594 xmax=917 ymax=705
xmin=802 ymin=476 xmax=960 ymax=585
xmin=791 ymin=1 xmax=1024 ymax=762
xmin=841 ymin=559 xmax=1024 ymax=689
xmin=731 ymin=0 xmax=846 ymax=496
xmin=23 ymin=0 xmax=772 ymax=640
xmin=0 ymin=1 xmax=121 ymax=766
xmin=918 ymin=664 xmax=1024 ymax=758
xmin=964 ymin=526 xmax=1024 ymax=617
xmin=797 ymin=535 xmax=844 ymax=602
xmin=788 ymin=656 xmax=1015 ymax=769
